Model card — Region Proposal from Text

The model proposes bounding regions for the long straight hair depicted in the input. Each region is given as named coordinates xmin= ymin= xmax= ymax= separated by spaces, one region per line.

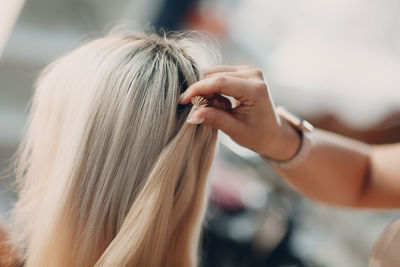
xmin=10 ymin=31 xmax=218 ymax=266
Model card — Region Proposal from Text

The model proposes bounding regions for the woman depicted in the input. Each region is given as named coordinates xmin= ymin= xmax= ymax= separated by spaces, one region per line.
xmin=181 ymin=65 xmax=400 ymax=266
xmin=0 ymin=31 xmax=219 ymax=266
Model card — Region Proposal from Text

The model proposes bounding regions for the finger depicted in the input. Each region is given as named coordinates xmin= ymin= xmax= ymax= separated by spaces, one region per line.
xmin=180 ymin=76 xmax=256 ymax=104
xmin=187 ymin=107 xmax=245 ymax=137
xmin=205 ymin=71 xmax=251 ymax=79
xmin=205 ymin=68 xmax=264 ymax=80
xmin=204 ymin=65 xmax=251 ymax=76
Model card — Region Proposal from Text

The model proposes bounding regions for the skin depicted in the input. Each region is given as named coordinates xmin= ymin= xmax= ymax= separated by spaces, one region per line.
xmin=180 ymin=65 xmax=400 ymax=209
xmin=0 ymin=65 xmax=398 ymax=263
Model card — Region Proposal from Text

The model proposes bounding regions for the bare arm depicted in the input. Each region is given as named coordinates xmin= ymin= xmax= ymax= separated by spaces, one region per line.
xmin=180 ymin=65 xmax=400 ymax=209
xmin=276 ymin=127 xmax=400 ymax=208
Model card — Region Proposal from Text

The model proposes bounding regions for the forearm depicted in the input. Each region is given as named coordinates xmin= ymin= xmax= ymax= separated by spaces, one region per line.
xmin=273 ymin=128 xmax=372 ymax=207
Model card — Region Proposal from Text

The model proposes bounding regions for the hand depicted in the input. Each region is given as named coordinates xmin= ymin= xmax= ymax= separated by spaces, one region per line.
xmin=180 ymin=65 xmax=301 ymax=160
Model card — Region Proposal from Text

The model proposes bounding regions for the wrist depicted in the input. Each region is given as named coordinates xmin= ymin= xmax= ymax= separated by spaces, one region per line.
xmin=260 ymin=107 xmax=314 ymax=168
xmin=260 ymin=119 xmax=302 ymax=161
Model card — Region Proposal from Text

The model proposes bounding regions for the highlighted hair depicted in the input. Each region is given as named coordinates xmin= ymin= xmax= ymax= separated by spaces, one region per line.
xmin=10 ymin=32 xmax=218 ymax=267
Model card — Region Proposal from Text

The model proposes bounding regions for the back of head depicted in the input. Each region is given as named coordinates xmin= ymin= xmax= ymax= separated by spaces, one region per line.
xmin=11 ymin=31 xmax=218 ymax=267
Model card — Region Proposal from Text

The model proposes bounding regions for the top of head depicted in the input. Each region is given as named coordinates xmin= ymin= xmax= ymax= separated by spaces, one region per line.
xmin=35 ymin=30 xmax=218 ymax=147
xmin=26 ymin=30 xmax=219 ymax=232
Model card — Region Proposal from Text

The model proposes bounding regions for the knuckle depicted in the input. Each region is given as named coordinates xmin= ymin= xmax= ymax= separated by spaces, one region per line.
xmin=254 ymin=80 xmax=267 ymax=92
xmin=252 ymin=81 xmax=268 ymax=97
xmin=213 ymin=75 xmax=227 ymax=85
xmin=251 ymin=68 xmax=264 ymax=78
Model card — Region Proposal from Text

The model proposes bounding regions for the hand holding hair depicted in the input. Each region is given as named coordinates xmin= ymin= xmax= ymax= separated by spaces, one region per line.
xmin=180 ymin=65 xmax=301 ymax=161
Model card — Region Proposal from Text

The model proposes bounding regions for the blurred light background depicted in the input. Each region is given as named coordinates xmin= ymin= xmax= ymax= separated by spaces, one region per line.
xmin=1 ymin=0 xmax=400 ymax=266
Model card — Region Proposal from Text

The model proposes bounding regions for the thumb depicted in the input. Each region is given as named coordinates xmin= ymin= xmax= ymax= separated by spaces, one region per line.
xmin=187 ymin=107 xmax=244 ymax=137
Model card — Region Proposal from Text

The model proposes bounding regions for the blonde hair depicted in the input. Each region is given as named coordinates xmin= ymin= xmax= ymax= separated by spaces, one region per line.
xmin=10 ymin=31 xmax=218 ymax=266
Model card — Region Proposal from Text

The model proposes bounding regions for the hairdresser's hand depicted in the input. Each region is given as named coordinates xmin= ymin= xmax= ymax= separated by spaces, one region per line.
xmin=180 ymin=65 xmax=300 ymax=160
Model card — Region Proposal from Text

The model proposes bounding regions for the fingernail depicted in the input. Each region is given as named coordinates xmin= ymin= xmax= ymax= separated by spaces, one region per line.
xmin=179 ymin=93 xmax=185 ymax=103
xmin=186 ymin=117 xmax=204 ymax=124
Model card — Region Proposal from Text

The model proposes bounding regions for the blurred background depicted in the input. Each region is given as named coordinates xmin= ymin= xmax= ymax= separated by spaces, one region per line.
xmin=2 ymin=0 xmax=400 ymax=266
